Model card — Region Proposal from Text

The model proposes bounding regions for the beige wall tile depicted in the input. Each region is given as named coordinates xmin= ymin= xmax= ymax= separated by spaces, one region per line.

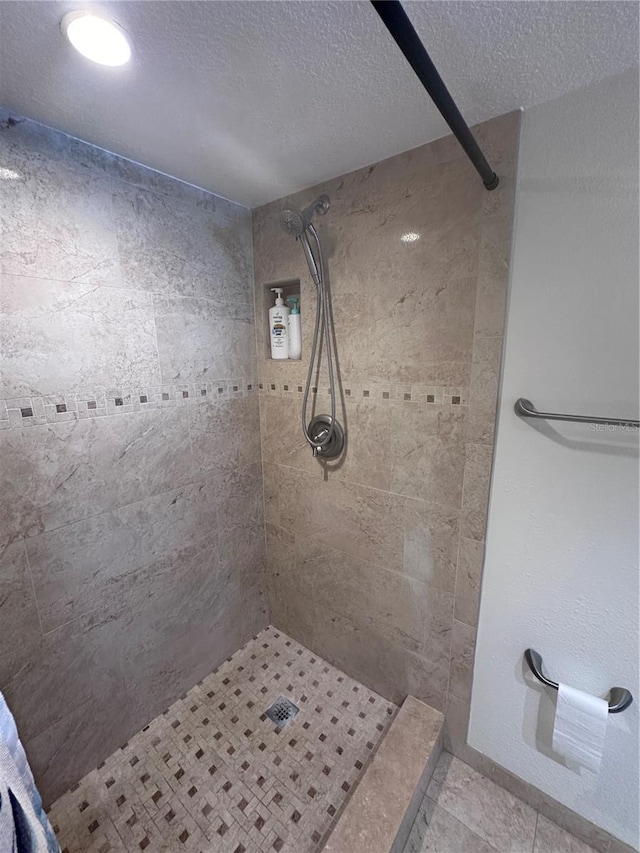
xmin=444 ymin=693 xmax=471 ymax=756
xmin=467 ymin=335 xmax=504 ymax=445
xmin=337 ymin=396 xmax=392 ymax=491
xmin=329 ymin=289 xmax=378 ymax=382
xmin=268 ymin=589 xmax=450 ymax=712
xmin=461 ymin=443 xmax=494 ymax=541
xmin=3 ymin=613 xmax=126 ymax=744
xmin=189 ymin=396 xmax=261 ymax=474
xmin=26 ymin=479 xmax=220 ymax=632
xmin=368 ymin=276 xmax=477 ymax=384
xmin=262 ymin=461 xmax=283 ymax=527
xmin=154 ymin=294 xmax=256 ymax=383
xmin=0 ymin=274 xmax=160 ymax=399
xmin=449 ymin=620 xmax=477 ymax=703
xmin=454 ymin=537 xmax=485 ymax=627
xmin=421 ymin=587 xmax=455 ymax=669
xmin=276 ymin=467 xmax=406 ymax=572
xmin=27 ymin=693 xmax=135 ymax=807
xmin=295 ymin=537 xmax=427 ymax=654
xmin=265 ymin=521 xmax=296 ymax=576
xmin=608 ymin=840 xmax=638 ymax=853
xmin=214 ymin=461 xmax=264 ymax=531
xmin=283 ymin=532 xmax=454 ymax=669
xmin=473 ymin=110 xmax=522 ymax=175
xmin=0 ymin=540 xmax=41 ymax=686
xmin=0 ymin=409 xmax=193 ymax=545
xmin=474 ymin=198 xmax=514 ymax=338
xmin=260 ymin=394 xmax=317 ymax=474
xmin=390 ymin=406 xmax=467 ymax=508
xmin=403 ymin=500 xmax=460 ymax=593
xmin=0 ymin=125 xmax=120 ymax=286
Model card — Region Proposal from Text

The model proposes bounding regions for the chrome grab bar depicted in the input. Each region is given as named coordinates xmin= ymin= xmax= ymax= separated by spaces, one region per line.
xmin=524 ymin=649 xmax=633 ymax=714
xmin=515 ymin=398 xmax=639 ymax=429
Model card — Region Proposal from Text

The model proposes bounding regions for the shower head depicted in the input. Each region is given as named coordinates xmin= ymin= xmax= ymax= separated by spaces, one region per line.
xmin=279 ymin=194 xmax=330 ymax=237
xmin=279 ymin=208 xmax=306 ymax=237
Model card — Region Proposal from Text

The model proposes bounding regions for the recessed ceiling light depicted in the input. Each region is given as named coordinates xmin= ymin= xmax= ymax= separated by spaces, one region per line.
xmin=61 ymin=11 xmax=132 ymax=67
xmin=401 ymin=232 xmax=421 ymax=243
xmin=0 ymin=167 xmax=23 ymax=182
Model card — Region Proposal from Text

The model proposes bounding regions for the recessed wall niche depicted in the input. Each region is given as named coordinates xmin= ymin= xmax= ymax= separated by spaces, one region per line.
xmin=263 ymin=279 xmax=301 ymax=360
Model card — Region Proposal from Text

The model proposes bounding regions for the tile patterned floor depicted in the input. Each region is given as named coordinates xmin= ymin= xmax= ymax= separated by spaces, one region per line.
xmin=404 ymin=752 xmax=603 ymax=853
xmin=48 ymin=626 xmax=397 ymax=853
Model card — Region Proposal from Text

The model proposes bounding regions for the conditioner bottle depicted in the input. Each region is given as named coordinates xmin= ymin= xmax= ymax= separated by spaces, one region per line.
xmin=287 ymin=296 xmax=301 ymax=360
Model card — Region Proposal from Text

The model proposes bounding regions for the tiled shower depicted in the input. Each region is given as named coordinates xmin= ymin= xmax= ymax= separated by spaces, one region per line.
xmin=1 ymin=83 xmax=635 ymax=853
xmin=0 ymin=103 xmax=517 ymax=824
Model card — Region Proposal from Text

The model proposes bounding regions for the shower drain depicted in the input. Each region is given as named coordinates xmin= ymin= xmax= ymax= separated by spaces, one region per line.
xmin=265 ymin=696 xmax=300 ymax=727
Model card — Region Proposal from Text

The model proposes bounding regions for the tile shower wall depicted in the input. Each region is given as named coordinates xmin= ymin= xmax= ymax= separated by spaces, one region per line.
xmin=252 ymin=113 xmax=519 ymax=745
xmin=0 ymin=112 xmax=267 ymax=803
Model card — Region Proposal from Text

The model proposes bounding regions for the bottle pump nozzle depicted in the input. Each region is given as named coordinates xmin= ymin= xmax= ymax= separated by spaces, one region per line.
xmin=270 ymin=287 xmax=284 ymax=305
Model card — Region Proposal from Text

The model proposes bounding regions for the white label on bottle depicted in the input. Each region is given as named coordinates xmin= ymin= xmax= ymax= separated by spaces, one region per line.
xmin=272 ymin=311 xmax=287 ymax=348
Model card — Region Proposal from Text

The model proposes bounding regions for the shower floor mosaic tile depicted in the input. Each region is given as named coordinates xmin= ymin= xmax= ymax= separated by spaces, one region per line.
xmin=48 ymin=626 xmax=397 ymax=853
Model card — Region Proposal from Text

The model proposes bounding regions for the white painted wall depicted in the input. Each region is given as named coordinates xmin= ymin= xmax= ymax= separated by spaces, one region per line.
xmin=469 ymin=70 xmax=639 ymax=848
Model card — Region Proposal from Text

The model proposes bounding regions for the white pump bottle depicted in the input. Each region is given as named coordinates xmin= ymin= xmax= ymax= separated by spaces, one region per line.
xmin=269 ymin=288 xmax=289 ymax=359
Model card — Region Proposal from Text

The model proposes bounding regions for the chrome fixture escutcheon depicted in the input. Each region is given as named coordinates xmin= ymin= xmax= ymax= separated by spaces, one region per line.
xmin=308 ymin=414 xmax=344 ymax=460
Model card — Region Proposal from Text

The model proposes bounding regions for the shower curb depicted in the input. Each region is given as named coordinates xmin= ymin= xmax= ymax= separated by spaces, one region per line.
xmin=322 ymin=695 xmax=444 ymax=853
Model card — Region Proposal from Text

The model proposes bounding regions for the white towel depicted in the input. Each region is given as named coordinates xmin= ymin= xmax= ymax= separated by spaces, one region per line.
xmin=0 ymin=770 xmax=17 ymax=852
xmin=0 ymin=692 xmax=60 ymax=852
xmin=552 ymin=683 xmax=609 ymax=773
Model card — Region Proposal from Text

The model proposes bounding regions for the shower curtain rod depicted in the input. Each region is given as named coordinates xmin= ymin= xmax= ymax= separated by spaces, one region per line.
xmin=371 ymin=0 xmax=499 ymax=190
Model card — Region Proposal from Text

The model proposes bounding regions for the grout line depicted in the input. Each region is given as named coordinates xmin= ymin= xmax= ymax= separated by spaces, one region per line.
xmin=532 ymin=811 xmax=541 ymax=853
xmin=446 ymin=525 xmax=464 ymax=712
xmin=21 ymin=534 xmax=45 ymax=639
xmin=260 ymin=457 xmax=463 ymax=511
xmin=14 ymin=462 xmax=249 ymax=546
xmin=0 ymin=269 xmax=257 ymax=309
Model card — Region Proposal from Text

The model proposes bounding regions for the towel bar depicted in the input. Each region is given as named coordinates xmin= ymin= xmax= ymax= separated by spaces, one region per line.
xmin=515 ymin=398 xmax=640 ymax=429
xmin=524 ymin=649 xmax=633 ymax=713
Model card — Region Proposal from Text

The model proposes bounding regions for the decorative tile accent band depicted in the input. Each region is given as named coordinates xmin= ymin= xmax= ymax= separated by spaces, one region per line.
xmin=0 ymin=379 xmax=258 ymax=430
xmin=258 ymin=381 xmax=469 ymax=408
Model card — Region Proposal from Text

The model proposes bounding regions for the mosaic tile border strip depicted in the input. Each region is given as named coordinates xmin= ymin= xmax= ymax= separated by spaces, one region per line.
xmin=0 ymin=378 xmax=258 ymax=430
xmin=1 ymin=376 xmax=468 ymax=430
xmin=259 ymin=381 xmax=469 ymax=408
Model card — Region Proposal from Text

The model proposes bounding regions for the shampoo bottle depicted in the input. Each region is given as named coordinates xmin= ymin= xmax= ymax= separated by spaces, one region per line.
xmin=269 ymin=288 xmax=289 ymax=359
xmin=287 ymin=296 xmax=301 ymax=360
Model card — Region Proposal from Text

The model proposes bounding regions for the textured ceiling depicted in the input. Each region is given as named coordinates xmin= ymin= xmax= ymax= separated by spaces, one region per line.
xmin=0 ymin=1 xmax=637 ymax=207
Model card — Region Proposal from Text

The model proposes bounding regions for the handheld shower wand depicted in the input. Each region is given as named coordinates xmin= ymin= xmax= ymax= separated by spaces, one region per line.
xmin=277 ymin=195 xmax=344 ymax=459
